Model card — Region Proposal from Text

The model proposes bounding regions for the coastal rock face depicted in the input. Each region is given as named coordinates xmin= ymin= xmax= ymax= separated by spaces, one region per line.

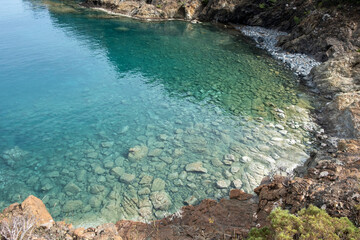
xmin=84 ymin=0 xmax=203 ymax=20
xmin=311 ymin=52 xmax=360 ymax=95
xmin=321 ymin=92 xmax=360 ymax=138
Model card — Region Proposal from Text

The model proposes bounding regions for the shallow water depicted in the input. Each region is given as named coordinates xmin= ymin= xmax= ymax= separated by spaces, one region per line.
xmin=0 ymin=0 xmax=318 ymax=226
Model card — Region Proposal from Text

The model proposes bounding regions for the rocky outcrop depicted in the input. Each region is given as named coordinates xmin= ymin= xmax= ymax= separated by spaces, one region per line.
xmin=83 ymin=0 xmax=204 ymax=20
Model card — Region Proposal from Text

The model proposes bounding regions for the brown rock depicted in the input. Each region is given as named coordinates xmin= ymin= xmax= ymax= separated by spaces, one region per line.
xmin=21 ymin=195 xmax=54 ymax=227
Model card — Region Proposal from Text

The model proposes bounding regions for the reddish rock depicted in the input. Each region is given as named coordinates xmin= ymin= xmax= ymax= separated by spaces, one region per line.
xmin=21 ymin=195 xmax=54 ymax=227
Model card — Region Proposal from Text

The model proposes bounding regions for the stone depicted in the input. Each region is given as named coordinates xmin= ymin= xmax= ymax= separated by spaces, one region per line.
xmin=63 ymin=200 xmax=83 ymax=213
xmin=139 ymin=175 xmax=153 ymax=185
xmin=223 ymin=154 xmax=236 ymax=161
xmin=151 ymin=178 xmax=166 ymax=191
xmin=110 ymin=167 xmax=125 ymax=178
xmin=120 ymin=173 xmax=136 ymax=183
xmin=128 ymin=145 xmax=148 ymax=161
xmin=21 ymin=195 xmax=54 ymax=227
xmin=240 ymin=156 xmax=252 ymax=163
xmin=87 ymin=152 xmax=98 ymax=159
xmin=101 ymin=141 xmax=114 ymax=148
xmin=90 ymin=185 xmax=105 ymax=194
xmin=232 ymin=179 xmax=243 ymax=189
xmin=230 ymin=166 xmax=240 ymax=174
xmin=150 ymin=191 xmax=172 ymax=210
xmin=89 ymin=196 xmax=102 ymax=208
xmin=148 ymin=148 xmax=162 ymax=157
xmin=94 ymin=166 xmax=106 ymax=174
xmin=185 ymin=162 xmax=207 ymax=173
xmin=229 ymin=189 xmax=253 ymax=200
xmin=211 ymin=158 xmax=223 ymax=167
xmin=184 ymin=196 xmax=198 ymax=206
xmin=64 ymin=182 xmax=81 ymax=195
xmin=138 ymin=187 xmax=151 ymax=195
xmin=275 ymin=124 xmax=285 ymax=130
xmin=216 ymin=180 xmax=231 ymax=189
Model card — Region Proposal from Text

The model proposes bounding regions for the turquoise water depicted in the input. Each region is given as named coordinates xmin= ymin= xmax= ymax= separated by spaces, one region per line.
xmin=0 ymin=0 xmax=317 ymax=226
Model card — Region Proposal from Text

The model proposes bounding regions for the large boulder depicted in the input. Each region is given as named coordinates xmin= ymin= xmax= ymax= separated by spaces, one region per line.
xmin=21 ymin=195 xmax=54 ymax=227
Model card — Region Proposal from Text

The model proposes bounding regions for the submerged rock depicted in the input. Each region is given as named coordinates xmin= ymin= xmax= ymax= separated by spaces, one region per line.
xmin=185 ymin=162 xmax=207 ymax=173
xmin=128 ymin=145 xmax=148 ymax=161
xmin=150 ymin=191 xmax=172 ymax=210
xmin=151 ymin=178 xmax=166 ymax=191
xmin=216 ymin=180 xmax=230 ymax=189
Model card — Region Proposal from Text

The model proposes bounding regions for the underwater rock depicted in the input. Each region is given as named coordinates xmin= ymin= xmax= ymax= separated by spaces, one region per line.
xmin=216 ymin=180 xmax=231 ymax=189
xmin=240 ymin=156 xmax=252 ymax=163
xmin=90 ymin=185 xmax=105 ymax=194
xmin=110 ymin=167 xmax=125 ymax=178
xmin=63 ymin=200 xmax=83 ymax=213
xmin=139 ymin=175 xmax=153 ymax=185
xmin=138 ymin=187 xmax=151 ymax=195
xmin=0 ymin=146 xmax=28 ymax=168
xmin=128 ymin=145 xmax=148 ymax=161
xmin=148 ymin=148 xmax=162 ymax=157
xmin=87 ymin=152 xmax=98 ymax=159
xmin=89 ymin=196 xmax=102 ymax=208
xmin=101 ymin=141 xmax=114 ymax=148
xmin=151 ymin=178 xmax=166 ymax=191
xmin=64 ymin=182 xmax=81 ymax=195
xmin=185 ymin=162 xmax=207 ymax=173
xmin=232 ymin=179 xmax=243 ymax=189
xmin=120 ymin=173 xmax=136 ymax=183
xmin=184 ymin=195 xmax=198 ymax=206
xmin=150 ymin=191 xmax=172 ymax=210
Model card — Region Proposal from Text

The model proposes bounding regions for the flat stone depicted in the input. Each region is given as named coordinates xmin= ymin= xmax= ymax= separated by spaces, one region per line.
xmin=94 ymin=166 xmax=105 ymax=175
xmin=184 ymin=195 xmax=198 ymax=205
xmin=101 ymin=141 xmax=114 ymax=148
xmin=139 ymin=175 xmax=153 ymax=185
xmin=232 ymin=179 xmax=243 ymax=189
xmin=148 ymin=148 xmax=162 ymax=157
xmin=151 ymin=178 xmax=166 ymax=191
xmin=230 ymin=166 xmax=240 ymax=174
xmin=120 ymin=173 xmax=136 ymax=183
xmin=110 ymin=167 xmax=125 ymax=178
xmin=216 ymin=180 xmax=231 ymax=189
xmin=185 ymin=162 xmax=207 ymax=173
xmin=138 ymin=187 xmax=151 ymax=195
xmin=240 ymin=156 xmax=252 ymax=163
xmin=90 ymin=185 xmax=105 ymax=194
xmin=223 ymin=154 xmax=236 ymax=161
xmin=275 ymin=124 xmax=285 ymax=130
xmin=87 ymin=152 xmax=98 ymax=159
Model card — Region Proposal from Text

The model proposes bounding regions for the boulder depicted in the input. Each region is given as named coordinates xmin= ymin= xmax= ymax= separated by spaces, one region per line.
xmin=21 ymin=195 xmax=54 ymax=227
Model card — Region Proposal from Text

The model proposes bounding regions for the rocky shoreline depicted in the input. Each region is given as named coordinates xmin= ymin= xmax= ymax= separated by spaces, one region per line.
xmin=1 ymin=0 xmax=360 ymax=239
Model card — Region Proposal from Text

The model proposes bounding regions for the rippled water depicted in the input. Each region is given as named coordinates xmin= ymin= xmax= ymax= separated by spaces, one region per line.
xmin=0 ymin=0 xmax=318 ymax=226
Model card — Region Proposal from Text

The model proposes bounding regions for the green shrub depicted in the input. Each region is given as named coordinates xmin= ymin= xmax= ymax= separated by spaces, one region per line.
xmin=259 ymin=3 xmax=266 ymax=8
xmin=247 ymin=205 xmax=360 ymax=240
xmin=293 ymin=16 xmax=301 ymax=24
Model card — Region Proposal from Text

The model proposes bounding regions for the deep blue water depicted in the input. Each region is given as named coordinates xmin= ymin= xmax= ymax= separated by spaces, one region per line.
xmin=0 ymin=0 xmax=316 ymax=226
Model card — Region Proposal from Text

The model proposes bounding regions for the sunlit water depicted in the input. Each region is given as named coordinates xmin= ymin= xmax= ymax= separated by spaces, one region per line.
xmin=0 ymin=0 xmax=318 ymax=226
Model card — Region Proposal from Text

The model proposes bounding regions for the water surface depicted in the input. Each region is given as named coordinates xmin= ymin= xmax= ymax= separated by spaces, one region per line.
xmin=0 ymin=0 xmax=317 ymax=226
